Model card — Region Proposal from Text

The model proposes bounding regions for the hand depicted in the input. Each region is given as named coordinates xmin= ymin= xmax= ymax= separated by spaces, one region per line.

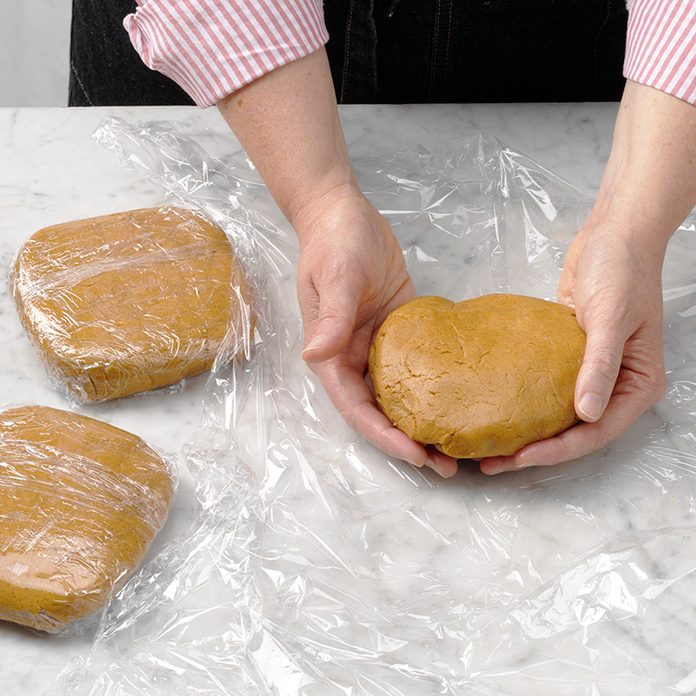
xmin=294 ymin=184 xmax=459 ymax=478
xmin=480 ymin=221 xmax=668 ymax=475
xmin=479 ymin=82 xmax=696 ymax=475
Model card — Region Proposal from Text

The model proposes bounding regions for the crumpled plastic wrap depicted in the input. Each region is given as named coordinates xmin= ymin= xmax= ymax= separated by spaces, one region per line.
xmin=0 ymin=404 xmax=175 ymax=634
xmin=54 ymin=117 xmax=696 ymax=695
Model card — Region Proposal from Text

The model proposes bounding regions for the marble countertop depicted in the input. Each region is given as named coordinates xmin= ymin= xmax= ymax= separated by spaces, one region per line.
xmin=1 ymin=103 xmax=688 ymax=695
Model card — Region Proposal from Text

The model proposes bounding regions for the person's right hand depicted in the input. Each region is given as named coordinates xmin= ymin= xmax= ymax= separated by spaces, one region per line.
xmin=218 ymin=50 xmax=456 ymax=477
xmin=292 ymin=183 xmax=459 ymax=478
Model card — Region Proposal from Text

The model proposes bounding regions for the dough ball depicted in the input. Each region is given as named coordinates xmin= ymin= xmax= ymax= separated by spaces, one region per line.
xmin=0 ymin=405 xmax=173 ymax=632
xmin=368 ymin=294 xmax=586 ymax=459
xmin=11 ymin=207 xmax=252 ymax=402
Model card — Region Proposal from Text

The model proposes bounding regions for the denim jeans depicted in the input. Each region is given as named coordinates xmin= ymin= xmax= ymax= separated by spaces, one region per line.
xmin=69 ymin=0 xmax=627 ymax=106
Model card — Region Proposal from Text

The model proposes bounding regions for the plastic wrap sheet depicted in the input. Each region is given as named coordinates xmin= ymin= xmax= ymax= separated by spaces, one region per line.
xmin=0 ymin=404 xmax=175 ymax=634
xmin=55 ymin=118 xmax=696 ymax=695
xmin=9 ymin=206 xmax=251 ymax=404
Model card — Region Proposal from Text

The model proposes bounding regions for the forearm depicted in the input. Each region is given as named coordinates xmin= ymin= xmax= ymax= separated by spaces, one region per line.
xmin=217 ymin=48 xmax=356 ymax=226
xmin=591 ymin=81 xmax=696 ymax=247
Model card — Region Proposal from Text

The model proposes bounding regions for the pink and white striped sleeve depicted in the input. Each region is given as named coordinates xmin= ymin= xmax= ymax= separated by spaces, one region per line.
xmin=624 ymin=0 xmax=696 ymax=104
xmin=123 ymin=0 xmax=328 ymax=107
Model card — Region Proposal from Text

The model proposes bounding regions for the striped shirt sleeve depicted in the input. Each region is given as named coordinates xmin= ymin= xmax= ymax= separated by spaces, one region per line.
xmin=624 ymin=0 xmax=696 ymax=104
xmin=123 ymin=0 xmax=328 ymax=107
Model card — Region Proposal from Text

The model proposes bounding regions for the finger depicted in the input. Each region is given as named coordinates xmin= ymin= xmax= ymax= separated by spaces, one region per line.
xmin=480 ymin=383 xmax=650 ymax=474
xmin=574 ymin=316 xmax=628 ymax=423
xmin=316 ymin=360 xmax=458 ymax=477
xmin=426 ymin=447 xmax=460 ymax=478
xmin=315 ymin=359 xmax=427 ymax=465
xmin=302 ymin=281 xmax=360 ymax=363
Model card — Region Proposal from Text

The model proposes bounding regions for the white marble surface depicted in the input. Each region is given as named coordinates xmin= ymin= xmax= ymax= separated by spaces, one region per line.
xmin=1 ymin=103 xmax=695 ymax=695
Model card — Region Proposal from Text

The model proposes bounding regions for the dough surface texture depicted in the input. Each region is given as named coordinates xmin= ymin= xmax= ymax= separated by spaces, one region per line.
xmin=11 ymin=207 xmax=250 ymax=402
xmin=369 ymin=294 xmax=586 ymax=459
xmin=0 ymin=405 xmax=173 ymax=632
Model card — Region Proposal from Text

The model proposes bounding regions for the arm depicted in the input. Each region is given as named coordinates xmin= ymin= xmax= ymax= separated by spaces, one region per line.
xmin=482 ymin=80 xmax=696 ymax=474
xmin=217 ymin=48 xmax=353 ymax=225
xmin=590 ymin=81 xmax=696 ymax=241
xmin=218 ymin=50 xmax=458 ymax=477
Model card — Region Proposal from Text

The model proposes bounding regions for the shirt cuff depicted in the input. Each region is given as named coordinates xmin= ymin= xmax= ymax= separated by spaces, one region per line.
xmin=623 ymin=0 xmax=696 ymax=105
xmin=124 ymin=0 xmax=329 ymax=107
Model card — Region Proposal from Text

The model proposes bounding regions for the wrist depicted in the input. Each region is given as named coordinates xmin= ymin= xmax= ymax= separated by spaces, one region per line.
xmin=578 ymin=215 xmax=669 ymax=279
xmin=287 ymin=172 xmax=364 ymax=233
xmin=587 ymin=183 xmax=673 ymax=255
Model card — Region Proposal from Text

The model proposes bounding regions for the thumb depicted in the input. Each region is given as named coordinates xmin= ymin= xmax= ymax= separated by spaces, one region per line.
xmin=302 ymin=282 xmax=360 ymax=363
xmin=574 ymin=318 xmax=627 ymax=423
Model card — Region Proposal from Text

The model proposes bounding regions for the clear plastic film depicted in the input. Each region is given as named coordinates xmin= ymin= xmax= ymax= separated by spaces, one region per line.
xmin=54 ymin=118 xmax=696 ymax=695
xmin=0 ymin=404 xmax=176 ymax=634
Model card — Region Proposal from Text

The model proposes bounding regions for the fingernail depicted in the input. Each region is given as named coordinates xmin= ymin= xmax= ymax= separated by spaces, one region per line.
xmin=485 ymin=466 xmax=517 ymax=476
xmin=578 ymin=392 xmax=604 ymax=421
xmin=484 ymin=460 xmax=529 ymax=475
xmin=408 ymin=459 xmax=424 ymax=468
xmin=515 ymin=452 xmax=535 ymax=467
xmin=428 ymin=458 xmax=455 ymax=478
xmin=303 ymin=336 xmax=323 ymax=354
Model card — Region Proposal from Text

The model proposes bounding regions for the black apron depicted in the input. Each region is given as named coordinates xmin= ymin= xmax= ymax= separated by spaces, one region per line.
xmin=69 ymin=0 xmax=628 ymax=106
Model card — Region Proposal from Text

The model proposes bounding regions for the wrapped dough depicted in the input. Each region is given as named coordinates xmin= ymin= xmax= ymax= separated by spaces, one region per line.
xmin=11 ymin=207 xmax=251 ymax=402
xmin=0 ymin=405 xmax=173 ymax=633
xmin=369 ymin=294 xmax=586 ymax=459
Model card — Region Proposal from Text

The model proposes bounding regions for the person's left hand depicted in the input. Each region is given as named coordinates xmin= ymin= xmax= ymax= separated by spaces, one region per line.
xmin=480 ymin=221 xmax=668 ymax=475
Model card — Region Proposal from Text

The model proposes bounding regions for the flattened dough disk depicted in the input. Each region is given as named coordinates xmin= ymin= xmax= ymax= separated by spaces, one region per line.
xmin=368 ymin=294 xmax=586 ymax=459
xmin=0 ymin=405 xmax=173 ymax=632
xmin=11 ymin=207 xmax=251 ymax=402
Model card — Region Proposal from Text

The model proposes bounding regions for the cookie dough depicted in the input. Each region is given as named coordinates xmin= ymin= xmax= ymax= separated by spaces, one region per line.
xmin=368 ymin=294 xmax=586 ymax=459
xmin=11 ymin=207 xmax=251 ymax=402
xmin=0 ymin=405 xmax=173 ymax=632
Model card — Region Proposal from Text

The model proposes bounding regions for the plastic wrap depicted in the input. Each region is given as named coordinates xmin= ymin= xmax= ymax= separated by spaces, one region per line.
xmin=0 ymin=404 xmax=175 ymax=634
xmin=55 ymin=118 xmax=696 ymax=695
xmin=10 ymin=206 xmax=252 ymax=404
